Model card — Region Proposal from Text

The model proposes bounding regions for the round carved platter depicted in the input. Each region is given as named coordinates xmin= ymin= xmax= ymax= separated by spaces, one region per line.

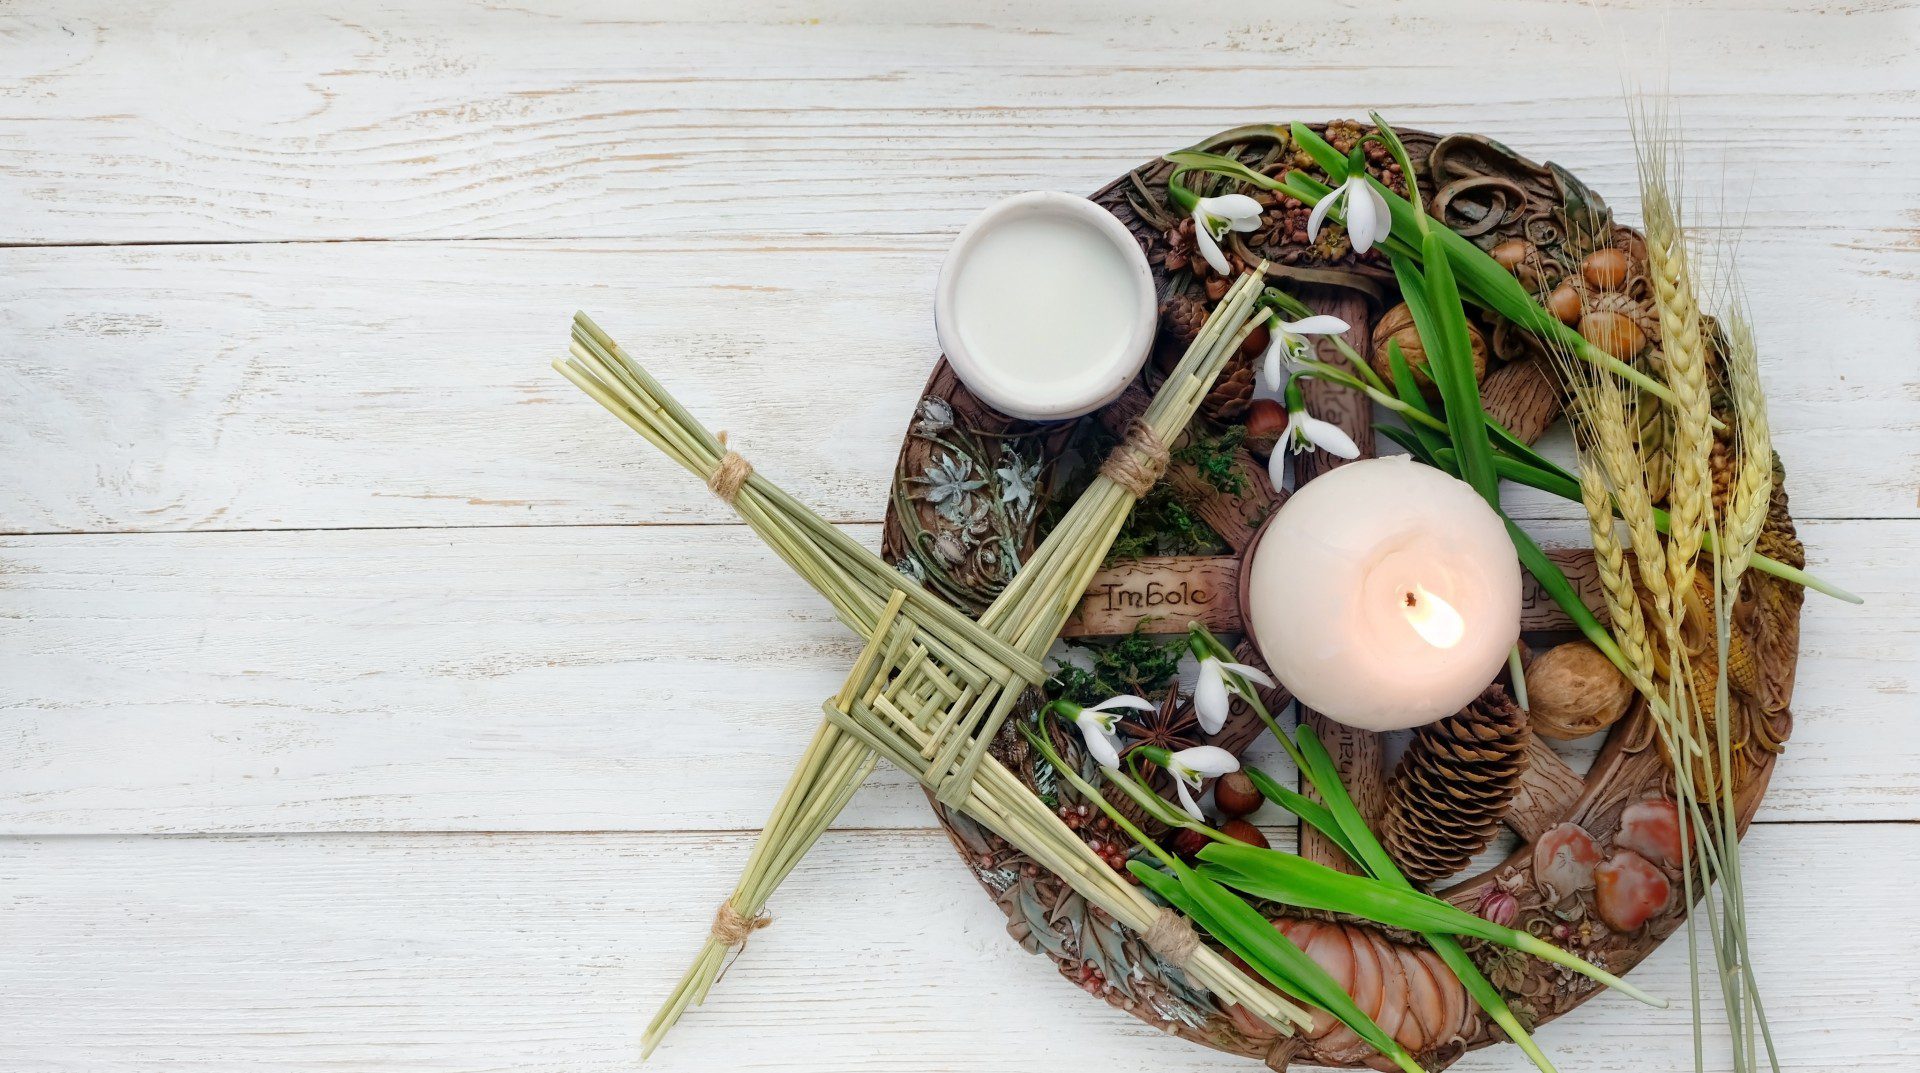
xmin=880 ymin=123 xmax=1806 ymax=1070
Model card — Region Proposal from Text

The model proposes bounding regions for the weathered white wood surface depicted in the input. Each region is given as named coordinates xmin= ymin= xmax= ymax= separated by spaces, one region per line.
xmin=0 ymin=826 xmax=1915 ymax=1073
xmin=2 ymin=1 xmax=1916 ymax=1070
xmin=0 ymin=519 xmax=1907 ymax=833
xmin=2 ymin=228 xmax=1911 ymax=534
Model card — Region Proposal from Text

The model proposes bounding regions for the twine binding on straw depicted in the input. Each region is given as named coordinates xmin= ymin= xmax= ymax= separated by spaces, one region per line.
xmin=1098 ymin=419 xmax=1170 ymax=497
xmin=710 ymin=901 xmax=770 ymax=947
xmin=1142 ymin=907 xmax=1200 ymax=966
xmin=707 ymin=432 xmax=753 ymax=504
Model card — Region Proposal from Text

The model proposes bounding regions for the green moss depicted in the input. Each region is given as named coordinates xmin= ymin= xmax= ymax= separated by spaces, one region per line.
xmin=1174 ymin=424 xmax=1249 ymax=495
xmin=1046 ymin=624 xmax=1185 ymax=705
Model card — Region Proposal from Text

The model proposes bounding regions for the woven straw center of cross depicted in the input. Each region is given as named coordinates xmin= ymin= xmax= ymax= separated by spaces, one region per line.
xmin=556 ymin=267 xmax=1272 ymax=976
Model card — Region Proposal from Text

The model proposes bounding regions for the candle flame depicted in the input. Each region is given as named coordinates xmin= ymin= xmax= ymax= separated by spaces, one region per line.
xmin=1403 ymin=584 xmax=1465 ymax=649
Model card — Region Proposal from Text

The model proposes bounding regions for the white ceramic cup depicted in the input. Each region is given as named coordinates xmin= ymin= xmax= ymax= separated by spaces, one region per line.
xmin=933 ymin=191 xmax=1158 ymax=422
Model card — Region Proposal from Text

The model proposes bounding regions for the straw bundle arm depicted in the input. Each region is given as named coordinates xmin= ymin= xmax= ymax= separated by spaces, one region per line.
xmin=555 ymin=269 xmax=1289 ymax=1055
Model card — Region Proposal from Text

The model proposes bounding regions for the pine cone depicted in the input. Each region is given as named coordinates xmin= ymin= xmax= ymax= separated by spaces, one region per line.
xmin=1382 ymin=685 xmax=1531 ymax=885
xmin=1153 ymin=289 xmax=1211 ymax=376
xmin=1202 ymin=350 xmax=1256 ymax=423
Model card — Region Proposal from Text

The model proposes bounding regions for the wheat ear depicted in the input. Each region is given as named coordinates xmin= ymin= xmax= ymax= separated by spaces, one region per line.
xmin=1591 ymin=371 xmax=1677 ymax=643
xmin=1720 ymin=307 xmax=1773 ymax=575
xmin=1580 ymin=460 xmax=1657 ymax=693
xmin=1638 ymin=134 xmax=1715 ymax=621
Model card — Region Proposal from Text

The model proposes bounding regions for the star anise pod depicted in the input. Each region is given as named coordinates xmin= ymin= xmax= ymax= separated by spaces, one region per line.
xmin=1119 ymin=686 xmax=1207 ymax=783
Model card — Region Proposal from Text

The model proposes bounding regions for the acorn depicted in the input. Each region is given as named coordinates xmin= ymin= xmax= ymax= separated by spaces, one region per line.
xmin=1217 ymin=819 xmax=1271 ymax=850
xmin=1547 ymin=283 xmax=1583 ymax=325
xmin=1582 ymin=247 xmax=1630 ymax=291
xmin=1490 ymin=238 xmax=1532 ymax=274
xmin=1579 ymin=309 xmax=1645 ymax=360
xmin=1213 ymin=770 xmax=1264 ymax=818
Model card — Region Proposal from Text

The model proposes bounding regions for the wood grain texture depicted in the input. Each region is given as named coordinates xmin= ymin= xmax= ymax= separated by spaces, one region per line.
xmin=2 ymin=1 xmax=1915 ymax=245
xmin=0 ymin=825 xmax=1914 ymax=1073
xmin=2 ymin=231 xmax=1905 ymax=535
xmin=2 ymin=516 xmax=1901 ymax=835
xmin=1505 ymin=735 xmax=1588 ymax=843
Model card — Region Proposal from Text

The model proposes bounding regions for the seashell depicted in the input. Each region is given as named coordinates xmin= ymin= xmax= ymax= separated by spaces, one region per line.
xmin=1594 ymin=851 xmax=1672 ymax=932
xmin=1533 ymin=822 xmax=1601 ymax=902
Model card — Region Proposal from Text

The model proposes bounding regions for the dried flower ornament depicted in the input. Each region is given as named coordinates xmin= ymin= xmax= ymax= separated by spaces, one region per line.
xmin=1257 ymin=312 xmax=1351 ymax=393
xmin=1191 ymin=193 xmax=1264 ymax=276
xmin=1307 ymin=148 xmax=1392 ymax=254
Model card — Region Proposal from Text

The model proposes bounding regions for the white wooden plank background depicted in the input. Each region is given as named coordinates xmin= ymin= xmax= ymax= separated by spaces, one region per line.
xmin=1 ymin=1 xmax=1916 ymax=1070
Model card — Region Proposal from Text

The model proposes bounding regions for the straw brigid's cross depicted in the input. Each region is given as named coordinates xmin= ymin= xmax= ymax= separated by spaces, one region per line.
xmin=554 ymin=267 xmax=1291 ymax=1053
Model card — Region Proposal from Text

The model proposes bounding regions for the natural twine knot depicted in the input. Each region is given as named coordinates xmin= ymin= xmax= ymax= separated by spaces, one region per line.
xmin=1142 ymin=907 xmax=1199 ymax=967
xmin=707 ymin=432 xmax=753 ymax=504
xmin=710 ymin=901 xmax=770 ymax=948
xmin=1098 ymin=419 xmax=1170 ymax=498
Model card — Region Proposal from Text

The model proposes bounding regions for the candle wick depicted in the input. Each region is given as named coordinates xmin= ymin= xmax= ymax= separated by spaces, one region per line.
xmin=1404 ymin=591 xmax=1418 ymax=608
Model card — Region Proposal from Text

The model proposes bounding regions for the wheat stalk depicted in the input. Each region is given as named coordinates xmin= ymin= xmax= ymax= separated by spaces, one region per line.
xmin=1626 ymin=100 xmax=1782 ymax=1073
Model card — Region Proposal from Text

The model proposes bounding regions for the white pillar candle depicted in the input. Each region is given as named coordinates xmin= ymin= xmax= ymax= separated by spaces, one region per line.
xmin=1245 ymin=456 xmax=1521 ymax=732
xmin=934 ymin=192 xmax=1157 ymax=422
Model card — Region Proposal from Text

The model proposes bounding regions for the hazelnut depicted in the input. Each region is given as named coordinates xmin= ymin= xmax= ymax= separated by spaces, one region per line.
xmin=1169 ymin=827 xmax=1212 ymax=861
xmin=1547 ymin=283 xmax=1583 ymax=325
xmin=1594 ymin=851 xmax=1671 ymax=932
xmin=1533 ymin=822 xmax=1601 ymax=902
xmin=1244 ymin=398 xmax=1288 ymax=442
xmin=1240 ymin=321 xmax=1269 ymax=359
xmin=1615 ymin=798 xmax=1683 ymax=869
xmin=1578 ymin=309 xmax=1645 ymax=360
xmin=1213 ymin=770 xmax=1264 ymax=818
xmin=1217 ymin=819 xmax=1271 ymax=850
xmin=1582 ymin=247 xmax=1630 ymax=291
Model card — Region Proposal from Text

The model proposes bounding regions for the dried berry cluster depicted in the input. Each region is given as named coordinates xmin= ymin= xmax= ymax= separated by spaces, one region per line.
xmin=1058 ymin=801 xmax=1136 ymax=880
